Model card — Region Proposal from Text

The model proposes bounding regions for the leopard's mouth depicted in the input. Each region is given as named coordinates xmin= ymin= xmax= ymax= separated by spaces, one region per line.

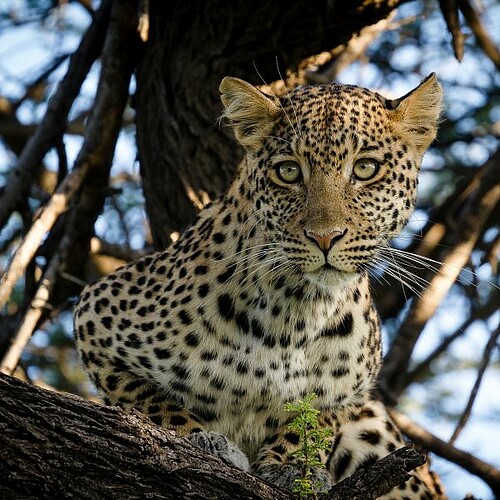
xmin=323 ymin=262 xmax=339 ymax=271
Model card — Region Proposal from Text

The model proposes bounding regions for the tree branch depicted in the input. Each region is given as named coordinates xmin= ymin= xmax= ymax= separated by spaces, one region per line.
xmin=456 ymin=0 xmax=500 ymax=70
xmin=0 ymin=0 xmax=111 ymax=231
xmin=0 ymin=229 xmax=74 ymax=375
xmin=0 ymin=166 xmax=88 ymax=311
xmin=307 ymin=12 xmax=398 ymax=84
xmin=12 ymin=52 xmax=72 ymax=110
xmin=325 ymin=446 xmax=426 ymax=500
xmin=381 ymin=148 xmax=500 ymax=400
xmin=90 ymin=236 xmax=149 ymax=262
xmin=438 ymin=0 xmax=466 ymax=62
xmin=0 ymin=372 xmax=289 ymax=500
xmin=389 ymin=408 xmax=500 ymax=497
xmin=448 ymin=325 xmax=500 ymax=445
xmin=404 ymin=291 xmax=500 ymax=386
xmin=0 ymin=373 xmax=429 ymax=499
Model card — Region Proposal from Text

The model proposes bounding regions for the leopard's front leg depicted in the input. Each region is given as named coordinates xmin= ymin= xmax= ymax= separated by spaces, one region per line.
xmin=117 ymin=380 xmax=251 ymax=470
xmin=78 ymin=347 xmax=250 ymax=471
xmin=119 ymin=382 xmax=250 ymax=470
xmin=254 ymin=401 xmax=439 ymax=499
xmin=252 ymin=411 xmax=339 ymax=493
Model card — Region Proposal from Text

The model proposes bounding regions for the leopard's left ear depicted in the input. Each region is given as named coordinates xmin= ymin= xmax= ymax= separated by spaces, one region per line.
xmin=385 ymin=73 xmax=443 ymax=154
xmin=220 ymin=77 xmax=280 ymax=150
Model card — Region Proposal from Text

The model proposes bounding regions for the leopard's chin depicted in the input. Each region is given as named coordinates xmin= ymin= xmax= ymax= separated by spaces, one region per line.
xmin=304 ymin=265 xmax=358 ymax=288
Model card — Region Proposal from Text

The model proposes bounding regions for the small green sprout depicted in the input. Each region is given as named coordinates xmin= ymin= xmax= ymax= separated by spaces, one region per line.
xmin=284 ymin=393 xmax=333 ymax=499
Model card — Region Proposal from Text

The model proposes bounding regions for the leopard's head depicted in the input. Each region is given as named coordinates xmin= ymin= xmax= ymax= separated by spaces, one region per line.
xmin=220 ymin=76 xmax=442 ymax=285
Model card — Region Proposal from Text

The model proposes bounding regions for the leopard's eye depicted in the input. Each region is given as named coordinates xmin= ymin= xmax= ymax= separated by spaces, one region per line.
xmin=352 ymin=158 xmax=380 ymax=181
xmin=274 ymin=161 xmax=302 ymax=184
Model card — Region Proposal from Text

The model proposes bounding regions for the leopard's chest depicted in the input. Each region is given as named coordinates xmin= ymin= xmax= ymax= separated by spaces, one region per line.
xmin=158 ymin=292 xmax=380 ymax=456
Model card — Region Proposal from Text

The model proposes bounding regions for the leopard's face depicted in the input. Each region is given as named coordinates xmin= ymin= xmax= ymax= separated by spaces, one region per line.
xmin=224 ymin=81 xmax=439 ymax=286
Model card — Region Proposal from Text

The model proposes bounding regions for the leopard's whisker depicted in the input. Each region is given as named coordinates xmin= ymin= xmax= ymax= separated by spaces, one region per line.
xmin=370 ymin=255 xmax=425 ymax=299
xmin=376 ymin=253 xmax=413 ymax=302
xmin=376 ymin=249 xmax=436 ymax=284
xmin=244 ymin=215 xmax=272 ymax=241
xmin=261 ymin=135 xmax=294 ymax=147
xmin=380 ymin=246 xmax=445 ymax=270
xmin=231 ymin=246 xmax=283 ymax=266
xmin=253 ymin=62 xmax=300 ymax=141
xmin=261 ymin=259 xmax=296 ymax=285
xmin=241 ymin=211 xmax=267 ymax=230
xmin=366 ymin=260 xmax=393 ymax=288
xmin=374 ymin=244 xmax=491 ymax=299
xmin=238 ymin=255 xmax=288 ymax=290
xmin=373 ymin=263 xmax=424 ymax=300
xmin=232 ymin=250 xmax=285 ymax=280
xmin=218 ymin=243 xmax=283 ymax=262
xmin=381 ymin=257 xmax=434 ymax=292
xmin=254 ymin=259 xmax=298 ymax=297
xmin=375 ymin=250 xmax=434 ymax=284
xmin=377 ymin=249 xmax=428 ymax=271
xmin=274 ymin=58 xmax=304 ymax=139
xmin=380 ymin=245 xmax=499 ymax=290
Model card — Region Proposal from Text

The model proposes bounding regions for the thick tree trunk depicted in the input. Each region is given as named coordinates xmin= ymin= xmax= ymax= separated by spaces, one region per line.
xmin=0 ymin=373 xmax=287 ymax=500
xmin=0 ymin=373 xmax=426 ymax=499
xmin=135 ymin=0 xmax=408 ymax=248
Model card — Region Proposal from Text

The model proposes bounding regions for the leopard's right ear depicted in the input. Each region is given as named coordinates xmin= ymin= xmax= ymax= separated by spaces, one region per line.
xmin=220 ymin=77 xmax=280 ymax=149
xmin=385 ymin=73 xmax=443 ymax=155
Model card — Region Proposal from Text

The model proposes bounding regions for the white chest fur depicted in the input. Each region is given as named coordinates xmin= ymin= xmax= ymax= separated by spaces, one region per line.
xmin=152 ymin=275 xmax=379 ymax=458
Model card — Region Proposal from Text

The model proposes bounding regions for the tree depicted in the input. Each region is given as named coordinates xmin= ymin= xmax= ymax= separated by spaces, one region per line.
xmin=0 ymin=371 xmax=432 ymax=499
xmin=0 ymin=0 xmax=498 ymax=497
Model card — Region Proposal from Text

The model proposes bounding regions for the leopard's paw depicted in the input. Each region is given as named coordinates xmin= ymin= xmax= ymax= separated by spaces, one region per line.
xmin=255 ymin=464 xmax=332 ymax=493
xmin=186 ymin=431 xmax=250 ymax=471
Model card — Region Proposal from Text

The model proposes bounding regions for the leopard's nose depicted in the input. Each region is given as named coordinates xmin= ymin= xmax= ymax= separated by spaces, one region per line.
xmin=304 ymin=229 xmax=347 ymax=253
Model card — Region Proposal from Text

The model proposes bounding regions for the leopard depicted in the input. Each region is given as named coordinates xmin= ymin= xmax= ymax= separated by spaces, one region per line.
xmin=74 ymin=74 xmax=444 ymax=498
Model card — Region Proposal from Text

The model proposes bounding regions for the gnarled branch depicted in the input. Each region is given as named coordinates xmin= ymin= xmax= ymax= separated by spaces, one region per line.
xmin=0 ymin=373 xmax=429 ymax=500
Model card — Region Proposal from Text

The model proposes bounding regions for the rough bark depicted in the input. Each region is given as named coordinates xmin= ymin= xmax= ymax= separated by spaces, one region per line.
xmin=135 ymin=0 xmax=408 ymax=248
xmin=0 ymin=373 xmax=427 ymax=499
xmin=0 ymin=373 xmax=287 ymax=500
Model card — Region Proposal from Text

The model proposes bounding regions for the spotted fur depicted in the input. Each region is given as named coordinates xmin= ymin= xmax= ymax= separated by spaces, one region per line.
xmin=74 ymin=75 xmax=443 ymax=498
